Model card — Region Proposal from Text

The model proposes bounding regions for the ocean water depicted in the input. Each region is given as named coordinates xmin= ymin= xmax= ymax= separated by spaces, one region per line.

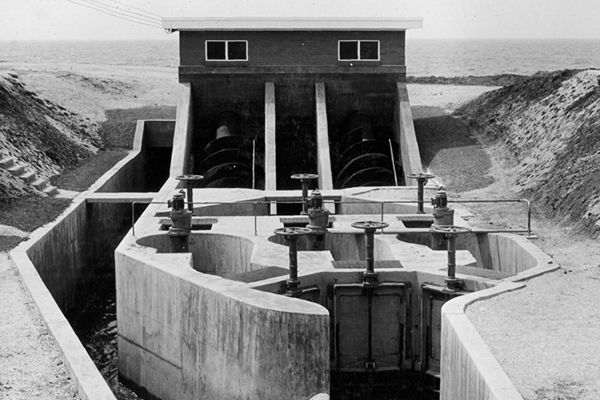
xmin=407 ymin=39 xmax=600 ymax=77
xmin=1 ymin=38 xmax=600 ymax=77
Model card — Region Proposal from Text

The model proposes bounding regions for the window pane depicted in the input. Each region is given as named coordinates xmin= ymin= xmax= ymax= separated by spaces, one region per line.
xmin=360 ymin=41 xmax=379 ymax=60
xmin=228 ymin=41 xmax=247 ymax=60
xmin=339 ymin=41 xmax=358 ymax=60
xmin=207 ymin=42 xmax=226 ymax=60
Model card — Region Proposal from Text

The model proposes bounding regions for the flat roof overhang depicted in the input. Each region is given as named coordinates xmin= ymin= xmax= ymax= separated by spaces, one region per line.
xmin=162 ymin=17 xmax=423 ymax=32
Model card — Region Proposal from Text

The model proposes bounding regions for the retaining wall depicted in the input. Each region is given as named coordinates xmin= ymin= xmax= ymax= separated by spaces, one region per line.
xmin=136 ymin=232 xmax=256 ymax=276
xmin=466 ymin=233 xmax=539 ymax=274
xmin=116 ymin=245 xmax=330 ymax=400
xmin=440 ymin=284 xmax=526 ymax=400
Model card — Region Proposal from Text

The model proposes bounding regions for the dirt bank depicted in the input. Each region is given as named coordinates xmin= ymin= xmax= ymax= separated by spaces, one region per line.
xmin=457 ymin=69 xmax=600 ymax=234
xmin=438 ymin=69 xmax=600 ymax=400
xmin=0 ymin=63 xmax=180 ymax=203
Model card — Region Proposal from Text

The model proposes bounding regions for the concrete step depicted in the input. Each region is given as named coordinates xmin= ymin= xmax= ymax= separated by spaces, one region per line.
xmin=19 ymin=170 xmax=37 ymax=184
xmin=42 ymin=185 xmax=59 ymax=197
xmin=32 ymin=178 xmax=49 ymax=191
xmin=0 ymin=152 xmax=58 ymax=197
xmin=7 ymin=164 xmax=25 ymax=176
xmin=0 ymin=156 xmax=14 ymax=169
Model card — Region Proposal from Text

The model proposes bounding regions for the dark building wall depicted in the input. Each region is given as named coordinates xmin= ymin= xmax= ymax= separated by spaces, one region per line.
xmin=178 ymin=29 xmax=406 ymax=128
xmin=180 ymin=29 xmax=407 ymax=183
xmin=189 ymin=74 xmax=396 ymax=143
xmin=179 ymin=30 xmax=406 ymax=67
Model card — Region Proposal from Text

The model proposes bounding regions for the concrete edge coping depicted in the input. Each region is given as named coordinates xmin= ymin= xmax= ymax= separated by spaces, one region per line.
xmin=443 ymin=313 xmax=525 ymax=399
xmin=442 ymin=282 xmax=527 ymax=399
xmin=118 ymin=241 xmax=330 ymax=316
xmin=10 ymin=244 xmax=116 ymax=400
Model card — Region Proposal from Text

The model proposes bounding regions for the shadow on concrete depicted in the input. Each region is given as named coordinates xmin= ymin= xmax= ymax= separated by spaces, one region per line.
xmin=412 ymin=106 xmax=494 ymax=192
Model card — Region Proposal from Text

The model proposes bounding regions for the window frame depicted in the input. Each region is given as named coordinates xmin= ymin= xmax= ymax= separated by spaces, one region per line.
xmin=338 ymin=40 xmax=380 ymax=61
xmin=205 ymin=40 xmax=249 ymax=62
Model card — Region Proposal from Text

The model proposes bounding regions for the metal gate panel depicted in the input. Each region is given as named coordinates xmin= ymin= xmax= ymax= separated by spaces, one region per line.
xmin=333 ymin=283 xmax=408 ymax=372
xmin=421 ymin=284 xmax=466 ymax=376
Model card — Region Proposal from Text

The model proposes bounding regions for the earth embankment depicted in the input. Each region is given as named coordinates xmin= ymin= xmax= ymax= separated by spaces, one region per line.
xmin=0 ymin=74 xmax=101 ymax=204
xmin=456 ymin=69 xmax=600 ymax=233
xmin=0 ymin=65 xmax=179 ymax=204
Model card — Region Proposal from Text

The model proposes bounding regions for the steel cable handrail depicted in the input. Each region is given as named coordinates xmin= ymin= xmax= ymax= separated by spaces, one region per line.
xmin=130 ymin=197 xmax=532 ymax=237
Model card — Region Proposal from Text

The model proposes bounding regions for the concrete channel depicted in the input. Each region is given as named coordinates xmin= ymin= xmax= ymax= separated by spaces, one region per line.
xmin=9 ymin=88 xmax=559 ymax=400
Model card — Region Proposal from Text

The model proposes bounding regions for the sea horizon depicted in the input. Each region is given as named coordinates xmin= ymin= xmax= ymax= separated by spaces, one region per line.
xmin=1 ymin=38 xmax=600 ymax=77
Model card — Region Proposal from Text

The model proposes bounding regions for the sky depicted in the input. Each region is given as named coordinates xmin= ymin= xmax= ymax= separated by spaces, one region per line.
xmin=2 ymin=0 xmax=600 ymax=41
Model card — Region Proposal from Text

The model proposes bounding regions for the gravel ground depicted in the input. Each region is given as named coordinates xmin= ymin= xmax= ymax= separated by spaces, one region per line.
xmin=0 ymin=252 xmax=78 ymax=399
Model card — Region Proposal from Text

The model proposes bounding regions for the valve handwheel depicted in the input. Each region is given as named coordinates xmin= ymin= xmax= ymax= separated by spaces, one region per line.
xmin=175 ymin=175 xmax=204 ymax=213
xmin=291 ymin=173 xmax=319 ymax=181
xmin=274 ymin=227 xmax=313 ymax=237
xmin=351 ymin=221 xmax=389 ymax=230
xmin=429 ymin=225 xmax=471 ymax=235
xmin=407 ymin=172 xmax=435 ymax=180
xmin=176 ymin=174 xmax=204 ymax=181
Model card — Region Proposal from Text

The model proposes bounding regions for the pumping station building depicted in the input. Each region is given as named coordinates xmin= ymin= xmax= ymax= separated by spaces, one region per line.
xmin=10 ymin=15 xmax=559 ymax=400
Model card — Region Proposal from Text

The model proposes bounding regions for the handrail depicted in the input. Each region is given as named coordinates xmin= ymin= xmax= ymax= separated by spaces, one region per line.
xmin=130 ymin=197 xmax=532 ymax=237
xmin=389 ymin=139 xmax=399 ymax=186
xmin=252 ymin=138 xmax=256 ymax=190
xmin=449 ymin=199 xmax=532 ymax=237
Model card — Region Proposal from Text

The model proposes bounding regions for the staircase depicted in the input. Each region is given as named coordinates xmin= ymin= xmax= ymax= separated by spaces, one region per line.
xmin=0 ymin=151 xmax=58 ymax=197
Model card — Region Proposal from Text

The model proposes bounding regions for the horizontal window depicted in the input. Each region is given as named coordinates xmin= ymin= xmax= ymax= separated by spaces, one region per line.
xmin=338 ymin=40 xmax=380 ymax=61
xmin=206 ymin=40 xmax=248 ymax=61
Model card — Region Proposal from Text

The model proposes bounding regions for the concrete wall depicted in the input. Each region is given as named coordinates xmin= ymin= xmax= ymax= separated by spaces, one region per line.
xmin=24 ymin=200 xmax=89 ymax=312
xmin=466 ymin=233 xmax=539 ymax=275
xmin=193 ymin=199 xmax=271 ymax=216
xmin=265 ymin=82 xmax=277 ymax=198
xmin=18 ymin=122 xmax=156 ymax=316
xmin=136 ymin=232 xmax=256 ymax=276
xmin=170 ymin=83 xmax=194 ymax=177
xmin=337 ymin=196 xmax=418 ymax=215
xmin=394 ymin=82 xmax=423 ymax=181
xmin=94 ymin=119 xmax=175 ymax=194
xmin=315 ymin=83 xmax=333 ymax=192
xmin=440 ymin=284 xmax=526 ymax=400
xmin=116 ymin=247 xmax=330 ymax=400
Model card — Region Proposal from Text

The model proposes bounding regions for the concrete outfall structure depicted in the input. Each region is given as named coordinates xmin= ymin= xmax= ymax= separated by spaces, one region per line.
xmin=5 ymin=15 xmax=561 ymax=400
xmin=111 ymin=16 xmax=558 ymax=399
